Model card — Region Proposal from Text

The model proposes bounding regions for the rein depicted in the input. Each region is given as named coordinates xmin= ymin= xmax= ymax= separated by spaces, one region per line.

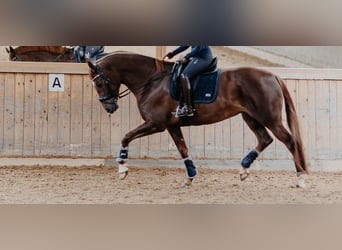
xmin=117 ymin=88 xmax=130 ymax=98
xmin=129 ymin=68 xmax=170 ymax=96
xmin=144 ymin=70 xmax=170 ymax=86
xmin=134 ymin=59 xmax=170 ymax=90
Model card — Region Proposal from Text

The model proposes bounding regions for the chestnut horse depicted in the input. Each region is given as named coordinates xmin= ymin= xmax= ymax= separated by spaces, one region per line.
xmin=6 ymin=46 xmax=75 ymax=62
xmin=87 ymin=52 xmax=308 ymax=188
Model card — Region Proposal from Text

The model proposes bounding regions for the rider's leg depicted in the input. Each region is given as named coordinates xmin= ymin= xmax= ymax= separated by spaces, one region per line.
xmin=174 ymin=57 xmax=212 ymax=117
xmin=175 ymin=74 xmax=194 ymax=117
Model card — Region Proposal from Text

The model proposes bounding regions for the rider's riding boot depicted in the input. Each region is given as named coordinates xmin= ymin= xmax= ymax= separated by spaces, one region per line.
xmin=175 ymin=74 xmax=194 ymax=117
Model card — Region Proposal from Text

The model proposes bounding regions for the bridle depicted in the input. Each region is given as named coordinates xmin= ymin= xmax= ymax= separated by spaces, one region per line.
xmin=91 ymin=66 xmax=130 ymax=103
xmin=10 ymin=53 xmax=21 ymax=61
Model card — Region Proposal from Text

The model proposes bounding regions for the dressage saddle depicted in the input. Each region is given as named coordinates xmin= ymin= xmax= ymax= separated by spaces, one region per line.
xmin=170 ymin=57 xmax=221 ymax=104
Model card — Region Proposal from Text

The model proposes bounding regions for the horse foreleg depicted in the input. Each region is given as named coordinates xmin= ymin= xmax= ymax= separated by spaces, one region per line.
xmin=117 ymin=122 xmax=165 ymax=180
xmin=167 ymin=127 xmax=197 ymax=185
xmin=117 ymin=146 xmax=129 ymax=180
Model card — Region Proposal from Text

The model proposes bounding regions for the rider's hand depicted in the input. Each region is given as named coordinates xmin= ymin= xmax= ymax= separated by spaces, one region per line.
xmin=180 ymin=57 xmax=188 ymax=64
xmin=165 ymin=52 xmax=174 ymax=59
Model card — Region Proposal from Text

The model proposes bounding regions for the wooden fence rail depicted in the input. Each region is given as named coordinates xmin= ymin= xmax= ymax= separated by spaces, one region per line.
xmin=1 ymin=62 xmax=342 ymax=166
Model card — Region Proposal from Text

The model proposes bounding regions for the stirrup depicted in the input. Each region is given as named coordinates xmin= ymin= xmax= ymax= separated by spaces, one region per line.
xmin=175 ymin=105 xmax=194 ymax=117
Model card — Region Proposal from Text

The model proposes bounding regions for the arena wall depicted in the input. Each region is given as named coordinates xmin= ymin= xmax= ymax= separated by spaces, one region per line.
xmin=253 ymin=46 xmax=342 ymax=68
xmin=1 ymin=62 xmax=342 ymax=168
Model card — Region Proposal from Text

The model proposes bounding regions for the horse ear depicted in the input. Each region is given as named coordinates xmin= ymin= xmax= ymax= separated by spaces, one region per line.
xmin=6 ymin=46 xmax=14 ymax=54
xmin=87 ymin=60 xmax=97 ymax=72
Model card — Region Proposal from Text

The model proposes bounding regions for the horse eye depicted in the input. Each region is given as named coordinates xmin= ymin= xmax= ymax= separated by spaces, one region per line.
xmin=95 ymin=81 xmax=103 ymax=88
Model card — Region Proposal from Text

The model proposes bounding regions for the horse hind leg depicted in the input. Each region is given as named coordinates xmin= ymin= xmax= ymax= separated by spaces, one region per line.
xmin=240 ymin=113 xmax=274 ymax=180
xmin=267 ymin=122 xmax=307 ymax=188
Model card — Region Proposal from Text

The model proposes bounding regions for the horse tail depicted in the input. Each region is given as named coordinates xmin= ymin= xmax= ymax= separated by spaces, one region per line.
xmin=276 ymin=76 xmax=307 ymax=173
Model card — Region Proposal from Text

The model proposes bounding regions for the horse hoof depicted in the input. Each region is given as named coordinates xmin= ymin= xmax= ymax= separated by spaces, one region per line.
xmin=296 ymin=183 xmax=306 ymax=188
xmin=118 ymin=163 xmax=128 ymax=180
xmin=119 ymin=171 xmax=128 ymax=180
xmin=296 ymin=179 xmax=306 ymax=188
xmin=239 ymin=168 xmax=250 ymax=181
xmin=296 ymin=173 xmax=307 ymax=188
xmin=184 ymin=178 xmax=193 ymax=187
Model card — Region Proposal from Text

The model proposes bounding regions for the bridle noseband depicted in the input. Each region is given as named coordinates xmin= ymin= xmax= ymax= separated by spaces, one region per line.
xmin=11 ymin=54 xmax=20 ymax=61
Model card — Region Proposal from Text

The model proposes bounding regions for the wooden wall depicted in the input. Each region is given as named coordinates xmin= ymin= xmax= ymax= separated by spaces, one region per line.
xmin=1 ymin=62 xmax=342 ymax=163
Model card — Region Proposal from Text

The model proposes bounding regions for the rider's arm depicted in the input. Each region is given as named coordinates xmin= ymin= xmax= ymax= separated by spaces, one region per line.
xmin=184 ymin=46 xmax=204 ymax=59
xmin=169 ymin=46 xmax=190 ymax=57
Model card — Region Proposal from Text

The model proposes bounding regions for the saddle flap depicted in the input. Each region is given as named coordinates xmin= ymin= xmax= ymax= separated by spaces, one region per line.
xmin=170 ymin=69 xmax=221 ymax=104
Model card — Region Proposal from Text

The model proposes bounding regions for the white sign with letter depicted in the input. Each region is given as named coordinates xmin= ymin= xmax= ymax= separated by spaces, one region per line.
xmin=49 ymin=74 xmax=65 ymax=92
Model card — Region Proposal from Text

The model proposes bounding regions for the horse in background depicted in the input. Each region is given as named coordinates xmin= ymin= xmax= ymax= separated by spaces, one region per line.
xmin=6 ymin=46 xmax=75 ymax=62
xmin=6 ymin=46 xmax=108 ymax=62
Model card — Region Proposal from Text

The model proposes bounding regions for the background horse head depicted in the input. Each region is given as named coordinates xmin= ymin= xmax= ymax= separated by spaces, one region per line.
xmin=88 ymin=51 xmax=308 ymax=188
xmin=6 ymin=46 xmax=75 ymax=62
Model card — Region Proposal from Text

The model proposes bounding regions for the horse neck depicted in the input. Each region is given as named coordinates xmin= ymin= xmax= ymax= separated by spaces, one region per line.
xmin=111 ymin=55 xmax=165 ymax=95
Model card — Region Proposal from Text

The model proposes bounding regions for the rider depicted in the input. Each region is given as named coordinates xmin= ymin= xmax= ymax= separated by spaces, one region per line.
xmin=73 ymin=46 xmax=105 ymax=63
xmin=166 ymin=46 xmax=214 ymax=117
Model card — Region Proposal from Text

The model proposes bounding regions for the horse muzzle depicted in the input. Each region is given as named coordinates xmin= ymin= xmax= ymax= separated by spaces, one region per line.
xmin=99 ymin=95 xmax=119 ymax=114
xmin=103 ymin=102 xmax=119 ymax=114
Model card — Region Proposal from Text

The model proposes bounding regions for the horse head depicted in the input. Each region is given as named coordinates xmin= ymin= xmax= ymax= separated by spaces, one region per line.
xmin=87 ymin=60 xmax=120 ymax=114
xmin=6 ymin=46 xmax=18 ymax=61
